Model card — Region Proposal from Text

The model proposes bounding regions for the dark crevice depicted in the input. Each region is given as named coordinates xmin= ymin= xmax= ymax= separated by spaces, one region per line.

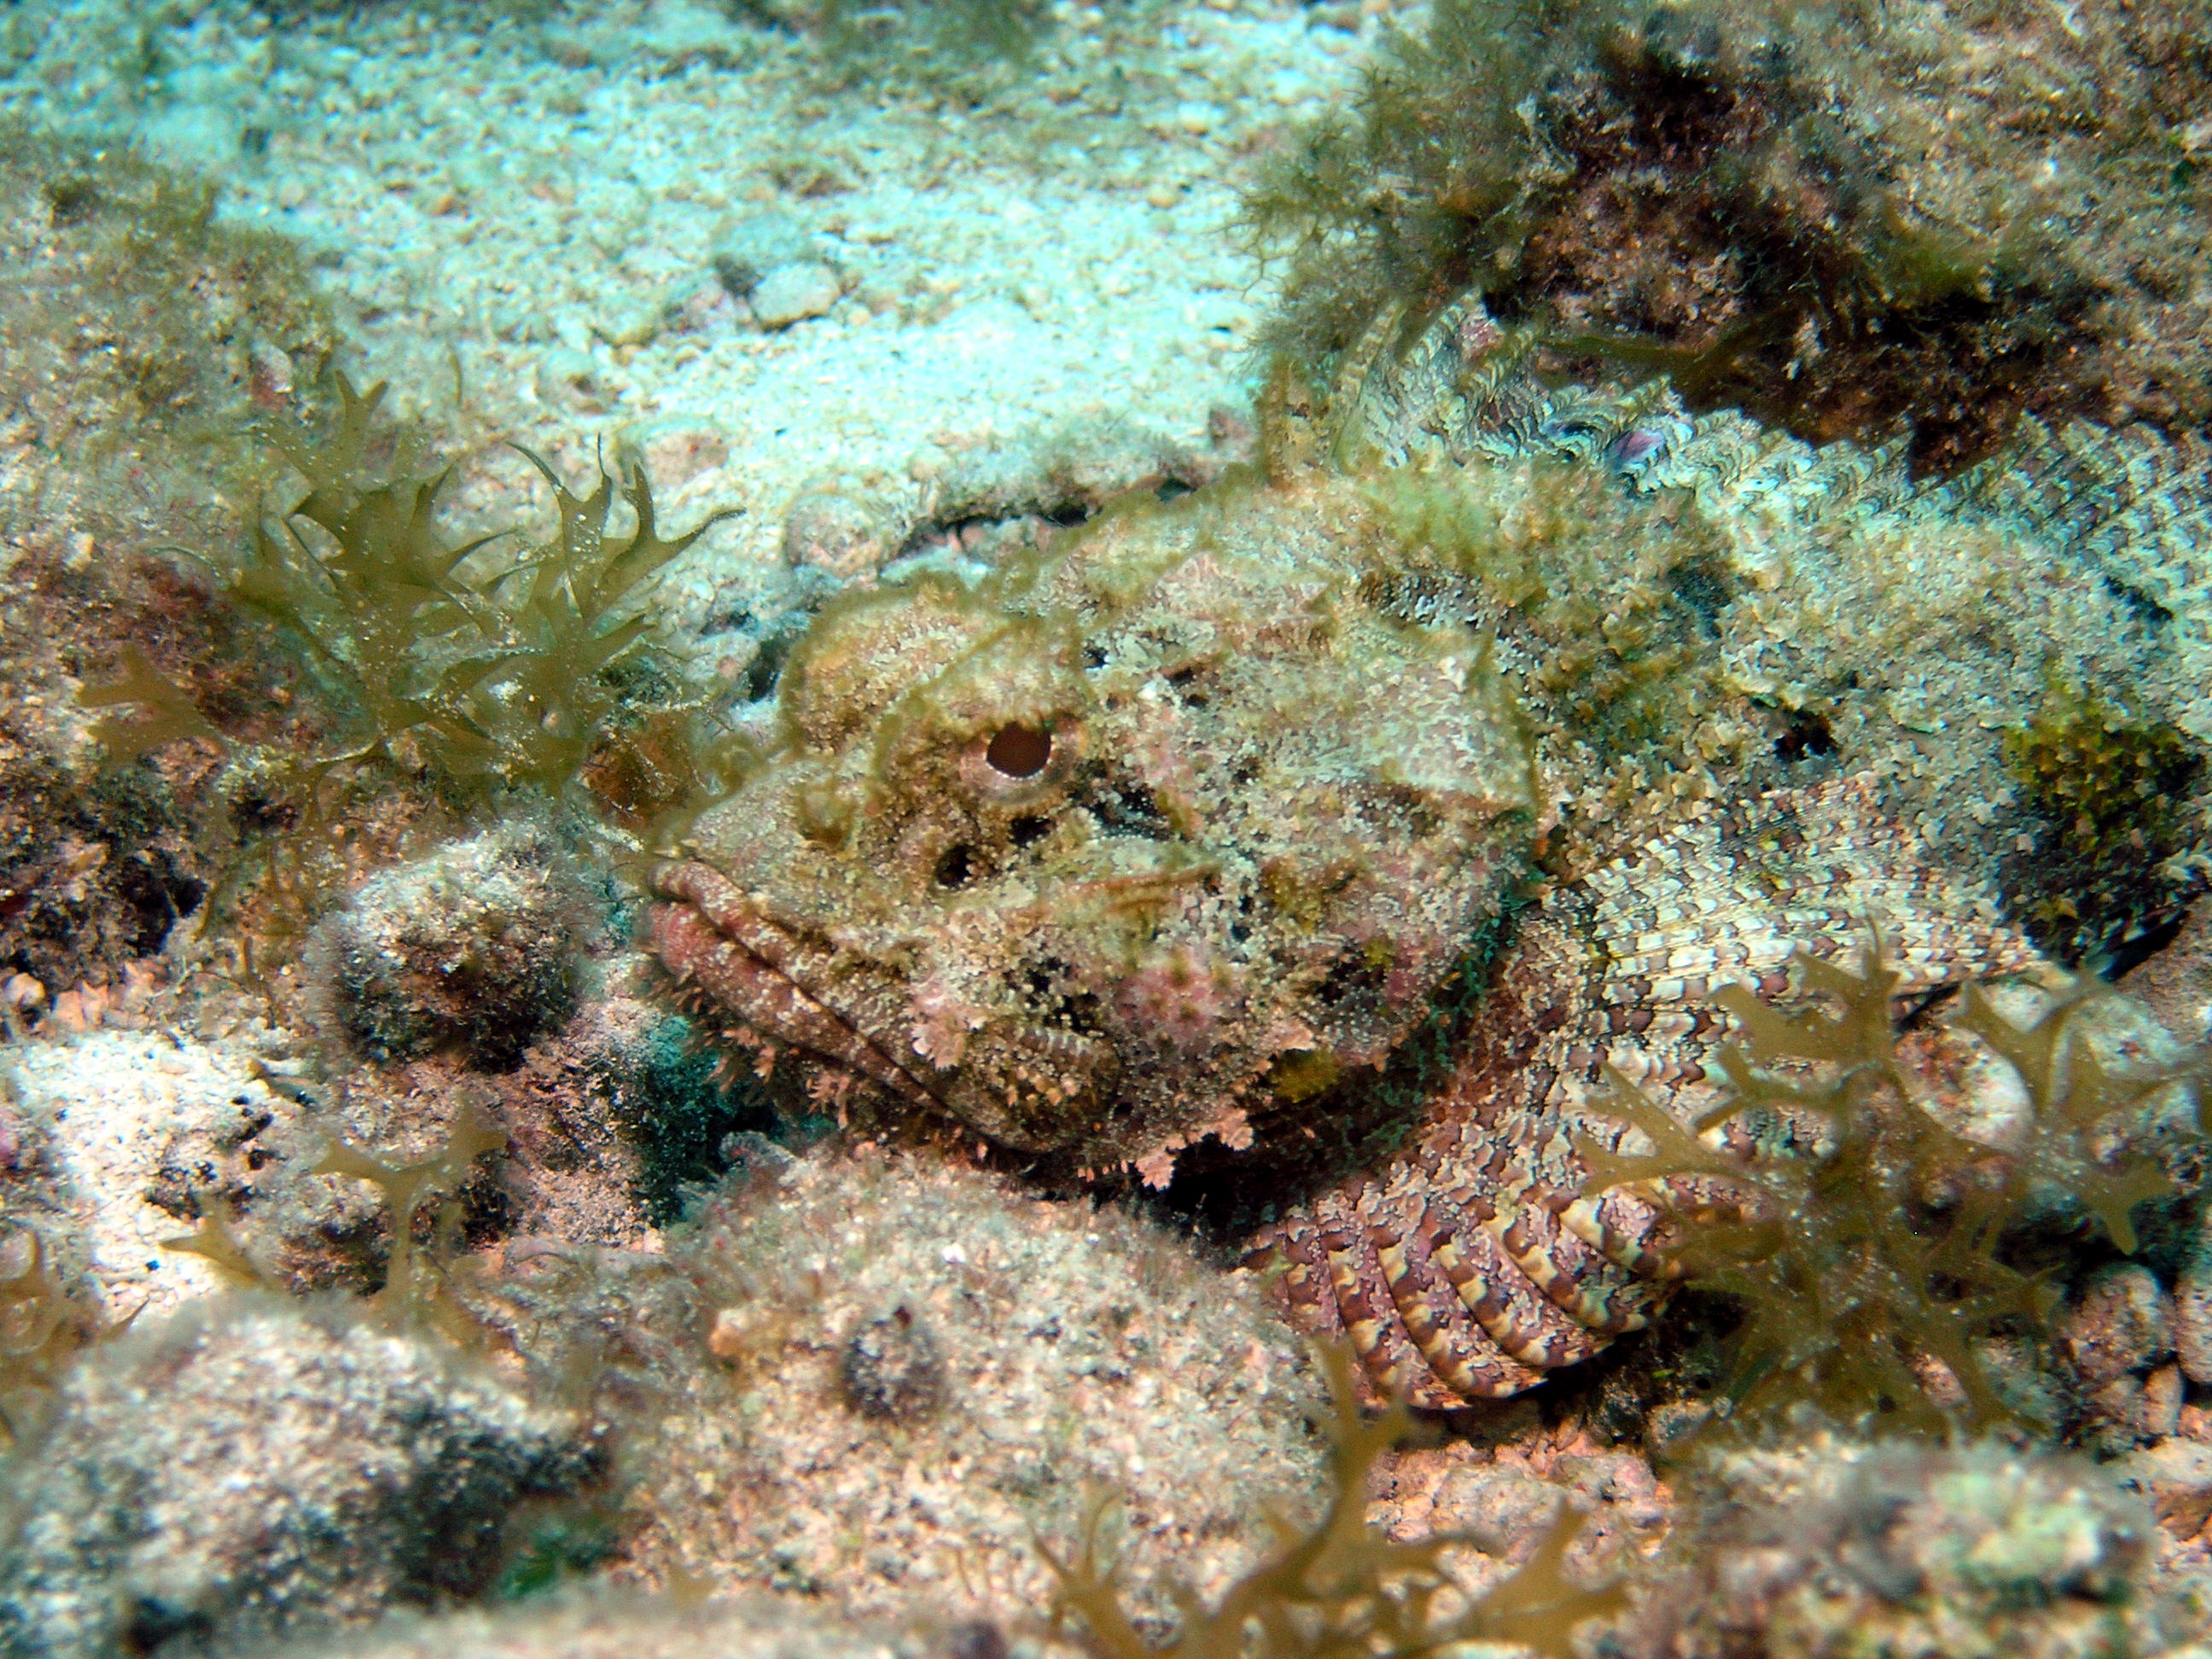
xmin=934 ymin=844 xmax=975 ymax=889
xmin=1774 ymin=708 xmax=1837 ymax=765
xmin=1083 ymin=775 xmax=1173 ymax=841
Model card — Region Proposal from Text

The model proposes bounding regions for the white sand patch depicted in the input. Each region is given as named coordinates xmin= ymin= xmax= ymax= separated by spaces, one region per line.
xmin=0 ymin=0 xmax=1381 ymax=637
xmin=8 ymin=1029 xmax=282 ymax=1318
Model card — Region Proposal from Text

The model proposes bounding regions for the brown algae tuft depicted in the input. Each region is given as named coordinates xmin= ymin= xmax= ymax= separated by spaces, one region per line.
xmin=1044 ymin=1346 xmax=1627 ymax=1659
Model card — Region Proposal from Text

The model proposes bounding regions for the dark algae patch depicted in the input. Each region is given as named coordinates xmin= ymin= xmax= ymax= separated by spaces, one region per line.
xmin=2000 ymin=690 xmax=2206 ymax=970
xmin=1247 ymin=0 xmax=2212 ymax=473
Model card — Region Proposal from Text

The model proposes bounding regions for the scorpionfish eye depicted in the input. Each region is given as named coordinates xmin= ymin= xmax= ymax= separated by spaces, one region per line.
xmin=986 ymin=725 xmax=1052 ymax=778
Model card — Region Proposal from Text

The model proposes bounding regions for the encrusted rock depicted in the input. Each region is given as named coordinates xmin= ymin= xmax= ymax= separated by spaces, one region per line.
xmin=2062 ymin=1262 xmax=2175 ymax=1390
xmin=783 ymin=486 xmax=895 ymax=580
xmin=1642 ymin=1438 xmax=2182 ymax=1659
xmin=1367 ymin=1428 xmax=1669 ymax=1572
xmin=1258 ymin=0 xmax=2212 ymax=474
xmin=2179 ymin=1202 xmax=2212 ymax=1388
xmin=2122 ymin=904 xmax=2212 ymax=1045
xmin=3 ymin=1029 xmax=332 ymax=1321
xmin=2112 ymin=1438 xmax=2212 ymax=1542
xmin=314 ymin=821 xmax=588 ymax=1068
xmin=620 ymin=1146 xmax=1324 ymax=1623
xmin=0 ymin=1297 xmax=591 ymax=1657
xmin=709 ymin=211 xmax=816 ymax=298
xmin=840 ymin=1303 xmax=944 ymax=1421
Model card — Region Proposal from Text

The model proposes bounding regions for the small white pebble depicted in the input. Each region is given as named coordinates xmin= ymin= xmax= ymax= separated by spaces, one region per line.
xmin=750 ymin=262 xmax=841 ymax=329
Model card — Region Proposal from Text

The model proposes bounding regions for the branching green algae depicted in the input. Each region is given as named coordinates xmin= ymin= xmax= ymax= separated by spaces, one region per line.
xmin=160 ymin=1100 xmax=512 ymax=1347
xmin=0 ymin=1229 xmax=101 ymax=1451
xmin=90 ymin=375 xmax=738 ymax=804
xmin=1581 ymin=935 xmax=2207 ymax=1435
xmin=1044 ymin=1348 xmax=1627 ymax=1659
xmin=81 ymin=375 xmax=748 ymax=951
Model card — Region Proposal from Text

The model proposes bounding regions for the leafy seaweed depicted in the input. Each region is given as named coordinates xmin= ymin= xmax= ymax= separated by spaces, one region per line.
xmin=77 ymin=646 xmax=228 ymax=775
xmin=230 ymin=375 xmax=738 ymax=798
xmin=77 ymin=376 xmax=750 ymax=954
xmin=0 ymin=1226 xmax=102 ymax=1450
xmin=311 ymin=1099 xmax=510 ymax=1342
xmin=159 ymin=1096 xmax=512 ymax=1347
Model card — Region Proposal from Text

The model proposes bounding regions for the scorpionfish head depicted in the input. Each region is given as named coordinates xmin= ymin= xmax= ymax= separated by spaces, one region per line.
xmin=650 ymin=480 xmax=1538 ymax=1180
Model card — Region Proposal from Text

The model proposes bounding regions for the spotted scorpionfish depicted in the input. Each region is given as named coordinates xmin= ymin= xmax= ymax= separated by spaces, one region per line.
xmin=650 ymin=296 xmax=2203 ymax=1407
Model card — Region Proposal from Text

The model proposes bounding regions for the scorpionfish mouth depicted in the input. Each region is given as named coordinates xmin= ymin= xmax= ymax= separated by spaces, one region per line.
xmin=646 ymin=859 xmax=941 ymax=1110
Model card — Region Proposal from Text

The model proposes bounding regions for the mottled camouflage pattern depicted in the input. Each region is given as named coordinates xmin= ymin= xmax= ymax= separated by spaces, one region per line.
xmin=651 ymin=480 xmax=1536 ymax=1179
xmin=1250 ymin=777 xmax=2047 ymax=1407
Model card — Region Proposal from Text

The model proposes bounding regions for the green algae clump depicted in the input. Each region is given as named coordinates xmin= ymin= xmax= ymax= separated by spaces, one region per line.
xmin=1581 ymin=936 xmax=2205 ymax=1435
xmin=77 ymin=375 xmax=748 ymax=969
xmin=0 ymin=1227 xmax=102 ymax=1450
xmin=88 ymin=374 xmax=738 ymax=813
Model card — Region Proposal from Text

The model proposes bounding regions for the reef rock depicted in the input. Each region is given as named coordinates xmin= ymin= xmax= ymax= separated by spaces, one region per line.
xmin=1641 ymin=1436 xmax=2193 ymax=1659
xmin=615 ymin=1144 xmax=1324 ymax=1624
xmin=2 ymin=1027 xmax=339 ymax=1323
